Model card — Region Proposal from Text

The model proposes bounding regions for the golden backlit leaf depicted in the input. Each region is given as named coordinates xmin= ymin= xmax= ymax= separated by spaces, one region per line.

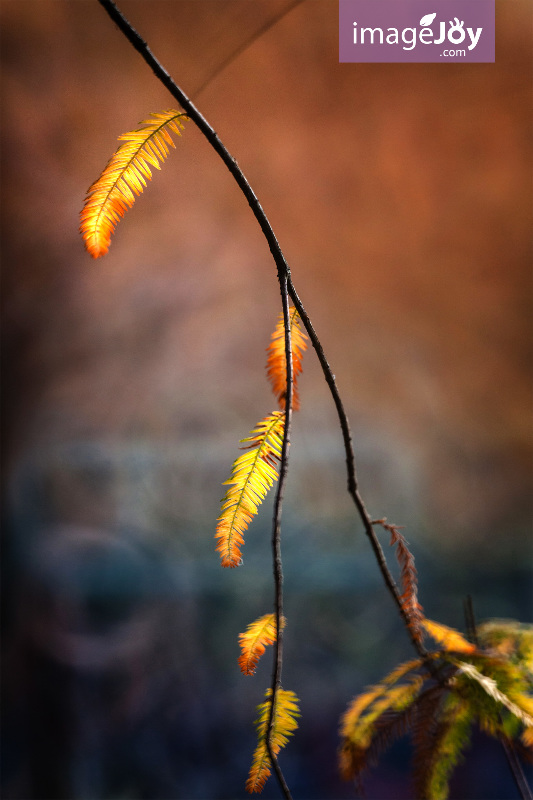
xmin=422 ymin=618 xmax=476 ymax=655
xmin=80 ymin=110 xmax=187 ymax=257
xmin=246 ymin=688 xmax=300 ymax=793
xmin=215 ymin=411 xmax=285 ymax=567
xmin=238 ymin=613 xmax=285 ymax=675
xmin=266 ymin=306 xmax=308 ymax=411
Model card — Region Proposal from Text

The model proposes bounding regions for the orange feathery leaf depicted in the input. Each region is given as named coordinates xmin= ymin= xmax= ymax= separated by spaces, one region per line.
xmin=266 ymin=306 xmax=308 ymax=411
xmin=373 ymin=519 xmax=424 ymax=642
xmin=246 ymin=688 xmax=300 ymax=794
xmin=80 ymin=110 xmax=187 ymax=258
xmin=340 ymin=658 xmax=423 ymax=742
xmin=386 ymin=522 xmax=424 ymax=642
xmin=339 ymin=678 xmax=424 ymax=780
xmin=215 ymin=412 xmax=285 ymax=568
xmin=422 ymin=618 xmax=476 ymax=654
xmin=238 ymin=614 xmax=286 ymax=675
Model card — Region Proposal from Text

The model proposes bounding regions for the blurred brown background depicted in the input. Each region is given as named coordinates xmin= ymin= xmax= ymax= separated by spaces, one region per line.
xmin=1 ymin=1 xmax=532 ymax=798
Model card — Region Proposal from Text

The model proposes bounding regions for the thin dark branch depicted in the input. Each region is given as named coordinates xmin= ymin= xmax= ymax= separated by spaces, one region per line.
xmin=97 ymin=0 xmax=293 ymax=290
xmin=97 ymin=0 xmax=424 ymax=661
xmin=266 ymin=276 xmax=294 ymax=800
xmin=463 ymin=595 xmax=479 ymax=646
xmin=287 ymin=279 xmax=428 ymax=661
xmin=501 ymin=734 xmax=533 ymax=800
xmin=97 ymin=2 xmax=295 ymax=795
xmin=89 ymin=10 xmax=532 ymax=800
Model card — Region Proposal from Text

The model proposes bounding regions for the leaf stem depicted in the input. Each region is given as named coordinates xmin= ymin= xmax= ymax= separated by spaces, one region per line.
xmin=97 ymin=2 xmax=295 ymax=794
xmin=265 ymin=272 xmax=294 ymax=800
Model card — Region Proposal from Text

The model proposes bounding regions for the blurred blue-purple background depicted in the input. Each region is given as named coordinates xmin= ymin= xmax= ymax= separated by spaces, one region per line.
xmin=2 ymin=1 xmax=532 ymax=797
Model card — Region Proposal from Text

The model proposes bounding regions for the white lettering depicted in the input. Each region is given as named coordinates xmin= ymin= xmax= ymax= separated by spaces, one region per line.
xmin=448 ymin=18 xmax=466 ymax=44
xmin=467 ymin=27 xmax=482 ymax=50
xmin=361 ymin=26 xmax=384 ymax=45
xmin=434 ymin=21 xmax=446 ymax=45
xmin=386 ymin=27 xmax=399 ymax=44
xmin=419 ymin=27 xmax=433 ymax=44
xmin=402 ymin=27 xmax=416 ymax=51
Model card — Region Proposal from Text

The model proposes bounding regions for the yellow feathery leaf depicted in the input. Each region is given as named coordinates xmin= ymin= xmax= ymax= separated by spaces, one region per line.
xmin=266 ymin=306 xmax=308 ymax=411
xmin=422 ymin=694 xmax=474 ymax=800
xmin=455 ymin=661 xmax=533 ymax=728
xmin=238 ymin=614 xmax=286 ymax=675
xmin=341 ymin=677 xmax=424 ymax=749
xmin=340 ymin=657 xmax=423 ymax=739
xmin=246 ymin=688 xmax=300 ymax=794
xmin=382 ymin=658 xmax=425 ymax=686
xmin=339 ymin=676 xmax=425 ymax=782
xmin=80 ymin=110 xmax=188 ymax=258
xmin=340 ymin=685 xmax=388 ymax=739
xmin=215 ymin=412 xmax=285 ymax=567
xmin=422 ymin=618 xmax=476 ymax=655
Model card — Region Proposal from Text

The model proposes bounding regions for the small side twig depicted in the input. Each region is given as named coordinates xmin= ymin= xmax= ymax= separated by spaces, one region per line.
xmin=192 ymin=0 xmax=304 ymax=99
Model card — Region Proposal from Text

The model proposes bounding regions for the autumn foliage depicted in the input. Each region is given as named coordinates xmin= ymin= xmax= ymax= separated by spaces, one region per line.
xmin=246 ymin=689 xmax=300 ymax=793
xmin=80 ymin=103 xmax=532 ymax=798
xmin=80 ymin=110 xmax=187 ymax=257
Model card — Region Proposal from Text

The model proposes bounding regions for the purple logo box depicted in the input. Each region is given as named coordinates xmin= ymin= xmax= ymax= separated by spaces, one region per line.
xmin=339 ymin=0 xmax=495 ymax=63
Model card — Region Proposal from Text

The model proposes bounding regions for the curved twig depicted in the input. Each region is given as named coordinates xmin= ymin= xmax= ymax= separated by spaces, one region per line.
xmin=266 ymin=272 xmax=294 ymax=800
xmin=94 ymin=3 xmax=431 ymax=794
xmin=97 ymin=3 xmax=295 ymax=794
xmin=287 ymin=279 xmax=428 ymax=660
xmin=94 ymin=0 xmax=415 ymax=654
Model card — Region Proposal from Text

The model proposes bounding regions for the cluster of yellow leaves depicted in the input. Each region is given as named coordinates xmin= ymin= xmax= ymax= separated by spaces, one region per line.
xmin=246 ymin=689 xmax=300 ymax=793
xmin=238 ymin=613 xmax=298 ymax=794
xmin=216 ymin=308 xmax=306 ymax=792
xmin=215 ymin=307 xmax=307 ymax=568
xmin=80 ymin=110 xmax=187 ymax=257
xmin=82 ymin=117 xmax=306 ymax=795
xmin=340 ymin=618 xmax=533 ymax=800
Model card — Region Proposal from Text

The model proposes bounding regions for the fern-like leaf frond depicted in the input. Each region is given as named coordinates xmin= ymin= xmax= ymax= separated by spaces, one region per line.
xmin=266 ymin=306 xmax=308 ymax=411
xmin=422 ymin=618 xmax=476 ymax=655
xmin=340 ymin=676 xmax=424 ymax=781
xmin=80 ymin=110 xmax=187 ymax=258
xmin=238 ymin=613 xmax=286 ymax=675
xmin=340 ymin=620 xmax=533 ymax=796
xmin=455 ymin=660 xmax=533 ymax=730
xmin=378 ymin=520 xmax=424 ymax=642
xmin=215 ymin=411 xmax=285 ymax=567
xmin=246 ymin=688 xmax=300 ymax=794
xmin=415 ymin=693 xmax=474 ymax=800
